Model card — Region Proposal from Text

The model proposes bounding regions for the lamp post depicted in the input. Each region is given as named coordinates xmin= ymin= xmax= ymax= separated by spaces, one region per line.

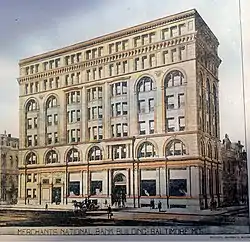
xmin=137 ymin=156 xmax=140 ymax=208
xmin=24 ymin=153 xmax=27 ymax=205
xmin=165 ymin=156 xmax=169 ymax=209
xmin=132 ymin=136 xmax=136 ymax=208
xmin=65 ymin=157 xmax=69 ymax=205
xmin=204 ymin=159 xmax=208 ymax=209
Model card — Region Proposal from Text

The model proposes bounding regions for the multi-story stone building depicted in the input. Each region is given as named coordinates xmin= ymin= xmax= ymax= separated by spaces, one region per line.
xmin=221 ymin=134 xmax=248 ymax=206
xmin=0 ymin=131 xmax=19 ymax=204
xmin=17 ymin=9 xmax=222 ymax=210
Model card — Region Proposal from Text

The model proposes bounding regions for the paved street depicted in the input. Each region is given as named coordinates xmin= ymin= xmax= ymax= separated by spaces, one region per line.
xmin=0 ymin=206 xmax=249 ymax=230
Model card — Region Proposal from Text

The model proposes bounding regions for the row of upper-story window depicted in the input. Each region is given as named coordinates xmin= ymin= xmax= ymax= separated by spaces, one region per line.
xmin=24 ymin=139 xmax=189 ymax=167
xmin=23 ymin=45 xmax=188 ymax=96
xmin=25 ymin=111 xmax=187 ymax=147
xmin=22 ymin=20 xmax=194 ymax=76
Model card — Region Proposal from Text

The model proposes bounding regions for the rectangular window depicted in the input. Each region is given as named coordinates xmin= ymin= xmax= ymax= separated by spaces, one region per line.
xmin=166 ymin=95 xmax=174 ymax=109
xmin=109 ymin=43 xmax=115 ymax=54
xmin=77 ymin=110 xmax=81 ymax=121
xmin=111 ymin=125 xmax=115 ymax=137
xmin=86 ymin=69 xmax=91 ymax=81
xmin=149 ymin=98 xmax=154 ymax=112
xmin=139 ymin=121 xmax=146 ymax=135
xmin=43 ymin=80 xmax=47 ymax=90
xmin=92 ymin=88 xmax=97 ymax=100
xmin=27 ymin=189 xmax=32 ymax=198
xmin=27 ymin=118 xmax=32 ymax=129
xmin=98 ymin=67 xmax=103 ymax=78
xmin=149 ymin=32 xmax=156 ymax=43
xmin=149 ymin=54 xmax=156 ymax=67
xmin=162 ymin=28 xmax=169 ymax=40
xmin=116 ymin=124 xmax=122 ymax=137
xmin=34 ymin=135 xmax=38 ymax=146
xmin=178 ymin=93 xmax=185 ymax=108
xmin=77 ymin=129 xmax=81 ymax=142
xmin=142 ymin=56 xmax=147 ymax=69
xmin=27 ymin=174 xmax=32 ymax=182
xmin=92 ymin=107 xmax=98 ymax=119
xmin=109 ymin=64 xmax=114 ymax=76
xmin=93 ymin=68 xmax=97 ymax=80
xmin=88 ymin=108 xmax=91 ymax=120
xmin=93 ymin=126 xmax=97 ymax=140
xmin=54 ymin=114 xmax=58 ymax=125
xmin=27 ymin=136 xmax=32 ymax=146
xmin=122 ymin=82 xmax=127 ymax=94
xmin=86 ymin=50 xmax=91 ymax=60
xmin=47 ymin=133 xmax=52 ymax=144
xmin=134 ymin=36 xmax=140 ymax=47
xmin=98 ymin=126 xmax=103 ymax=139
xmin=171 ymin=48 xmax=178 ymax=62
xmin=33 ymin=189 xmax=37 ymax=198
xmin=134 ymin=58 xmax=140 ymax=71
xmin=98 ymin=47 xmax=103 ymax=57
xmin=115 ymin=82 xmax=121 ymax=95
xmin=179 ymin=46 xmax=186 ymax=61
xmin=98 ymin=106 xmax=103 ymax=119
xmin=149 ymin=120 xmax=154 ymax=134
xmin=122 ymin=102 xmax=128 ymax=115
xmin=116 ymin=103 xmax=121 ymax=116
xmin=170 ymin=26 xmax=178 ymax=37
xmin=122 ymin=40 xmax=129 ymax=50
xmin=98 ymin=87 xmax=102 ymax=99
xmin=111 ymin=104 xmax=115 ymax=117
xmin=54 ymin=132 xmax=58 ymax=143
xmin=33 ymin=174 xmax=37 ymax=182
xmin=139 ymin=100 xmax=146 ymax=113
xmin=123 ymin=60 xmax=128 ymax=73
xmin=179 ymin=116 xmax=185 ymax=131
xmin=123 ymin=123 xmax=128 ymax=136
xmin=71 ymin=129 xmax=76 ymax=142
xmin=163 ymin=50 xmax=169 ymax=64
xmin=87 ymin=89 xmax=91 ymax=101
xmin=167 ymin=117 xmax=175 ymax=132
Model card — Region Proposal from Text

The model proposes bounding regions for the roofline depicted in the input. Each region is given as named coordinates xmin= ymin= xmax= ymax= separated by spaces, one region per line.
xmin=19 ymin=8 xmax=197 ymax=65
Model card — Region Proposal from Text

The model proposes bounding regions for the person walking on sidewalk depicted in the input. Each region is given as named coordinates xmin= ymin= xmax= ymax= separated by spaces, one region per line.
xmin=107 ymin=205 xmax=113 ymax=219
xmin=158 ymin=201 xmax=162 ymax=212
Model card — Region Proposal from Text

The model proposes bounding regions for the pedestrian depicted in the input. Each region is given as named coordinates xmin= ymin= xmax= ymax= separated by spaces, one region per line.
xmin=104 ymin=199 xmax=107 ymax=207
xmin=150 ymin=199 xmax=153 ymax=210
xmin=45 ymin=203 xmax=48 ymax=210
xmin=152 ymin=199 xmax=155 ymax=209
xmin=158 ymin=201 xmax=162 ymax=212
xmin=107 ymin=204 xmax=112 ymax=219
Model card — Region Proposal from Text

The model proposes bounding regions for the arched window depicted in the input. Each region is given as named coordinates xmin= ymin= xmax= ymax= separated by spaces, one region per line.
xmin=66 ymin=148 xmax=80 ymax=162
xmin=88 ymin=146 xmax=102 ymax=161
xmin=165 ymin=70 xmax=185 ymax=88
xmin=166 ymin=139 xmax=186 ymax=156
xmin=26 ymin=152 xmax=37 ymax=165
xmin=200 ymin=140 xmax=206 ymax=157
xmin=137 ymin=76 xmax=154 ymax=93
xmin=207 ymin=143 xmax=212 ymax=159
xmin=46 ymin=96 xmax=57 ymax=108
xmin=26 ymin=99 xmax=38 ymax=112
xmin=113 ymin=173 xmax=126 ymax=183
xmin=45 ymin=150 xmax=59 ymax=164
xmin=138 ymin=142 xmax=156 ymax=158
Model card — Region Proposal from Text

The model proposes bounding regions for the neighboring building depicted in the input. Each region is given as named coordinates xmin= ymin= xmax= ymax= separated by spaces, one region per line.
xmin=17 ymin=9 xmax=222 ymax=210
xmin=221 ymin=134 xmax=248 ymax=206
xmin=0 ymin=131 xmax=19 ymax=204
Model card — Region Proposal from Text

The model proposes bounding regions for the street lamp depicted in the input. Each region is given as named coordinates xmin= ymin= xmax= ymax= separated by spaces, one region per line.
xmin=132 ymin=136 xmax=136 ymax=208
xmin=165 ymin=155 xmax=169 ymax=209
xmin=65 ymin=156 xmax=69 ymax=205
xmin=204 ymin=159 xmax=208 ymax=209
xmin=137 ymin=156 xmax=140 ymax=208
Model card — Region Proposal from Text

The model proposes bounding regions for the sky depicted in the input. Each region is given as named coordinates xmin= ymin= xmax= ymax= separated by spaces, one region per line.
xmin=0 ymin=0 xmax=249 ymax=146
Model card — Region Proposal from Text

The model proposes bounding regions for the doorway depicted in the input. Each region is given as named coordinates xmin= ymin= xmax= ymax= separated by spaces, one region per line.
xmin=52 ymin=187 xmax=61 ymax=204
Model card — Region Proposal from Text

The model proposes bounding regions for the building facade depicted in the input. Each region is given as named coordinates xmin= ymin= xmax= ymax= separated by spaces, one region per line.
xmin=221 ymin=134 xmax=248 ymax=206
xmin=17 ymin=9 xmax=222 ymax=210
xmin=0 ymin=132 xmax=19 ymax=204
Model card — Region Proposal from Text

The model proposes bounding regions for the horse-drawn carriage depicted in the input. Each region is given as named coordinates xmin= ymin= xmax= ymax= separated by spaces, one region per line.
xmin=72 ymin=199 xmax=99 ymax=212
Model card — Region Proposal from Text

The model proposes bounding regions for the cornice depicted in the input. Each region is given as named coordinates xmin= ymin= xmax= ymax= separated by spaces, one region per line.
xmin=18 ymin=33 xmax=196 ymax=84
xmin=19 ymin=9 xmax=197 ymax=66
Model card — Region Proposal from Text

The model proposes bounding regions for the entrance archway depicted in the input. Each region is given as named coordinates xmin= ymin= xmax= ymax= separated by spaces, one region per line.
xmin=111 ymin=173 xmax=127 ymax=206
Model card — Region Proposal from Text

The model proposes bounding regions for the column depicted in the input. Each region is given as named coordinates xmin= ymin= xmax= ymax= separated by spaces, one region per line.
xmin=156 ymin=85 xmax=165 ymax=134
xmin=127 ymin=168 xmax=131 ymax=196
xmin=103 ymin=82 xmax=110 ymax=139
xmin=81 ymin=86 xmax=87 ymax=142
xmin=129 ymin=91 xmax=138 ymax=136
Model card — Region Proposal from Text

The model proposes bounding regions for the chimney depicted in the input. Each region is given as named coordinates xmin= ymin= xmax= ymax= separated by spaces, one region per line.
xmin=8 ymin=134 xmax=11 ymax=138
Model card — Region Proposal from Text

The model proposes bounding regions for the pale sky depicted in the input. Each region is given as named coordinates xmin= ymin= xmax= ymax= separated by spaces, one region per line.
xmin=0 ymin=0 xmax=249 ymax=146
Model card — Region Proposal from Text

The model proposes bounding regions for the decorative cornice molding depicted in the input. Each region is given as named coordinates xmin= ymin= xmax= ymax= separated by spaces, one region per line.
xmin=19 ymin=9 xmax=197 ymax=66
xmin=18 ymin=33 xmax=196 ymax=84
